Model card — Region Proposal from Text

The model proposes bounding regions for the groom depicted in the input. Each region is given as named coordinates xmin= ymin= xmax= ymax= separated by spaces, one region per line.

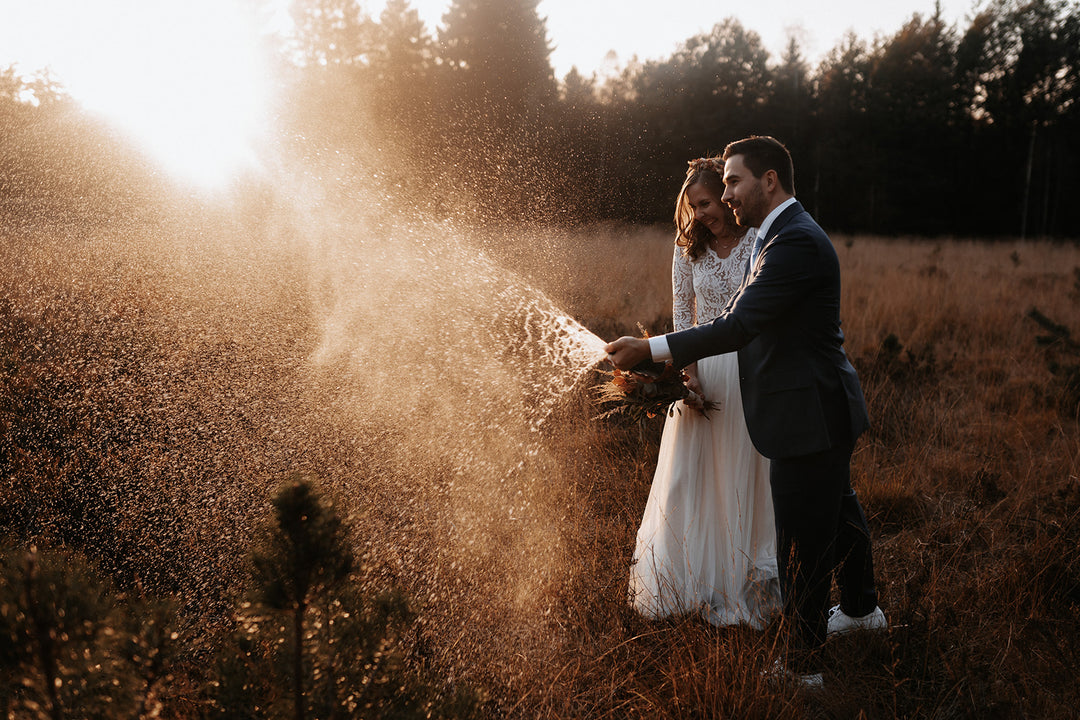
xmin=606 ymin=136 xmax=885 ymax=683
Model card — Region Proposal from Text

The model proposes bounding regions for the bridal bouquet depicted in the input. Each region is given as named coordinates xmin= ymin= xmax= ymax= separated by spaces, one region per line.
xmin=593 ymin=362 xmax=719 ymax=423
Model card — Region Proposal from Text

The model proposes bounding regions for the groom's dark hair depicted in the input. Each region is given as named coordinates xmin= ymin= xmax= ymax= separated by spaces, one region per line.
xmin=723 ymin=136 xmax=795 ymax=195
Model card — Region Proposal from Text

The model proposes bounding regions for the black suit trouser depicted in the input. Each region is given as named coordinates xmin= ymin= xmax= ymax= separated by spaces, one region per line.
xmin=769 ymin=439 xmax=878 ymax=670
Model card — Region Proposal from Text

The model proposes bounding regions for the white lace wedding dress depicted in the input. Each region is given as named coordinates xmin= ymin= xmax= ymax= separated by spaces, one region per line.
xmin=628 ymin=230 xmax=781 ymax=628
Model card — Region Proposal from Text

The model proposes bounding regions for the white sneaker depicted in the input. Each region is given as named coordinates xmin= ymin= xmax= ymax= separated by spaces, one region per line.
xmin=762 ymin=659 xmax=824 ymax=690
xmin=827 ymin=604 xmax=887 ymax=636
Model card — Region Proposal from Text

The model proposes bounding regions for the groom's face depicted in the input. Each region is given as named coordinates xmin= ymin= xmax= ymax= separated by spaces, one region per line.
xmin=722 ymin=155 xmax=768 ymax=228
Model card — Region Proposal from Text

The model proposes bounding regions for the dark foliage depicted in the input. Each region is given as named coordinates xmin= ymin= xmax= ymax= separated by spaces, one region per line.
xmin=268 ymin=0 xmax=1080 ymax=238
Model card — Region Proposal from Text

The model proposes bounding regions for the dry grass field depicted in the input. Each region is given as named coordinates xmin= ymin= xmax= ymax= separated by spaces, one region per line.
xmin=1 ymin=210 xmax=1078 ymax=718
xmin=496 ymin=226 xmax=1080 ymax=718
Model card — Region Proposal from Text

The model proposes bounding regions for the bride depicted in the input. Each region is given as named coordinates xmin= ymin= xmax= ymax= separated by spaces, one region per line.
xmin=628 ymin=156 xmax=780 ymax=628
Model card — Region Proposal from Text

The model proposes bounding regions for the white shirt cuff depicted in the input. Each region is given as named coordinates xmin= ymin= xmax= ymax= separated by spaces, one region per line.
xmin=649 ymin=335 xmax=673 ymax=363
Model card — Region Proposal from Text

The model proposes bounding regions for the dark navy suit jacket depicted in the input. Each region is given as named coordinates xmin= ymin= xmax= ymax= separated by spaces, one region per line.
xmin=666 ymin=200 xmax=869 ymax=460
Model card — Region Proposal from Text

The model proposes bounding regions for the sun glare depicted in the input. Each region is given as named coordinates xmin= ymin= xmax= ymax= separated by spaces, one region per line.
xmin=19 ymin=0 xmax=275 ymax=189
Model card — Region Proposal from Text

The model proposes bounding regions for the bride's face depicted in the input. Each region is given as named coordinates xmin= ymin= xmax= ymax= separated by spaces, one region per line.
xmin=686 ymin=182 xmax=728 ymax=237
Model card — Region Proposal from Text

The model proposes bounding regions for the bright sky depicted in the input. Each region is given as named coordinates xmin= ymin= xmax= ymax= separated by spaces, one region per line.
xmin=0 ymin=0 xmax=978 ymax=187
xmin=0 ymin=0 xmax=273 ymax=188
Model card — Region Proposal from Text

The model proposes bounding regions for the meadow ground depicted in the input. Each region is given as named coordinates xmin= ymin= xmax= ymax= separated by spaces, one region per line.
xmin=2 ymin=212 xmax=1078 ymax=718
xmin=490 ymin=226 xmax=1080 ymax=718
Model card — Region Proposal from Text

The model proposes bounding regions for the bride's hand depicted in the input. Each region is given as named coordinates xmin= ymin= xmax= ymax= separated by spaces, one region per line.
xmin=684 ymin=365 xmax=705 ymax=411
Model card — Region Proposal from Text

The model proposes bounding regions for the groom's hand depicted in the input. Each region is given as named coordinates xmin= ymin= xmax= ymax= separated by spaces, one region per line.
xmin=604 ymin=336 xmax=651 ymax=371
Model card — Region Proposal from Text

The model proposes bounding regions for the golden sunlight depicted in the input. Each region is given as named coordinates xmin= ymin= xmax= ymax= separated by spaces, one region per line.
xmin=35 ymin=0 xmax=275 ymax=188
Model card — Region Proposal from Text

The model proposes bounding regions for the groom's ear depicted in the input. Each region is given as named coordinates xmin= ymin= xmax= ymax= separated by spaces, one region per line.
xmin=763 ymin=169 xmax=779 ymax=194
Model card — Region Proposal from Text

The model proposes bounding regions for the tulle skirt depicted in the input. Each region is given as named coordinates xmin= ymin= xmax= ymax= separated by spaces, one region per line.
xmin=628 ymin=351 xmax=781 ymax=628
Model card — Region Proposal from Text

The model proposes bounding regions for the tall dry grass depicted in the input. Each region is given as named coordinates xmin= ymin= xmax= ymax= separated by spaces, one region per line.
xmin=510 ymin=229 xmax=1080 ymax=719
xmin=2 ymin=213 xmax=1078 ymax=718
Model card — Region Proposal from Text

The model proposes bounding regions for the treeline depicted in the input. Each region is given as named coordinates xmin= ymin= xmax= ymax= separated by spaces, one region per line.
xmin=275 ymin=0 xmax=1080 ymax=237
xmin=3 ymin=0 xmax=1080 ymax=237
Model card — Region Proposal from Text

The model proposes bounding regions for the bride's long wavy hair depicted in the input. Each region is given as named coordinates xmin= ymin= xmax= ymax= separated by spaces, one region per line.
xmin=674 ymin=157 xmax=740 ymax=261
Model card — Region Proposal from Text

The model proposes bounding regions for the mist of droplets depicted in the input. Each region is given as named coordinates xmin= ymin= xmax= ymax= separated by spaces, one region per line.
xmin=2 ymin=159 xmax=620 ymax=683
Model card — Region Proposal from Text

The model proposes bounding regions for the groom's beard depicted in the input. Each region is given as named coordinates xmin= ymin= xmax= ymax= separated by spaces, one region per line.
xmin=731 ymin=181 xmax=769 ymax=228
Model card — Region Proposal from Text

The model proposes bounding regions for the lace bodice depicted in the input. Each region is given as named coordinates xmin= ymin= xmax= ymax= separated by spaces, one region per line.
xmin=671 ymin=229 xmax=756 ymax=330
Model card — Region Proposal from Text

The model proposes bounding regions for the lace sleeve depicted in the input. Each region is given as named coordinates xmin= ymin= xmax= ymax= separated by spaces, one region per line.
xmin=671 ymin=246 xmax=696 ymax=332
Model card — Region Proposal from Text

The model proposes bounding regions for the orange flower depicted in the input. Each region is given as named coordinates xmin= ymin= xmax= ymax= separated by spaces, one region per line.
xmin=611 ymin=370 xmax=637 ymax=392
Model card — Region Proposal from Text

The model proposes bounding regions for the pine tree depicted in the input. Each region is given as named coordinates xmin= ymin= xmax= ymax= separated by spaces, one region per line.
xmin=208 ymin=476 xmax=478 ymax=719
xmin=371 ymin=0 xmax=435 ymax=84
xmin=438 ymin=0 xmax=556 ymax=114
xmin=769 ymin=36 xmax=812 ymax=153
xmin=248 ymin=477 xmax=353 ymax=720
xmin=369 ymin=0 xmax=437 ymax=134
xmin=289 ymin=0 xmax=373 ymax=67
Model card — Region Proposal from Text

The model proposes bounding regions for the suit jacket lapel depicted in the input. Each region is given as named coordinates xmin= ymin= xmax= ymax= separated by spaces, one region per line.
xmin=748 ymin=201 xmax=804 ymax=275
xmin=765 ymin=200 xmax=805 ymax=240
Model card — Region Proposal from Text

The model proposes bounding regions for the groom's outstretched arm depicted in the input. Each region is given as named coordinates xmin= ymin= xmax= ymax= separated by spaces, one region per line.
xmin=606 ymin=228 xmax=821 ymax=371
xmin=668 ymin=230 xmax=822 ymax=367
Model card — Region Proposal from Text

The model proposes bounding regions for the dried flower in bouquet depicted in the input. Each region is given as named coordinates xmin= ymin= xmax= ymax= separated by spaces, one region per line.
xmin=593 ymin=361 xmax=719 ymax=424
